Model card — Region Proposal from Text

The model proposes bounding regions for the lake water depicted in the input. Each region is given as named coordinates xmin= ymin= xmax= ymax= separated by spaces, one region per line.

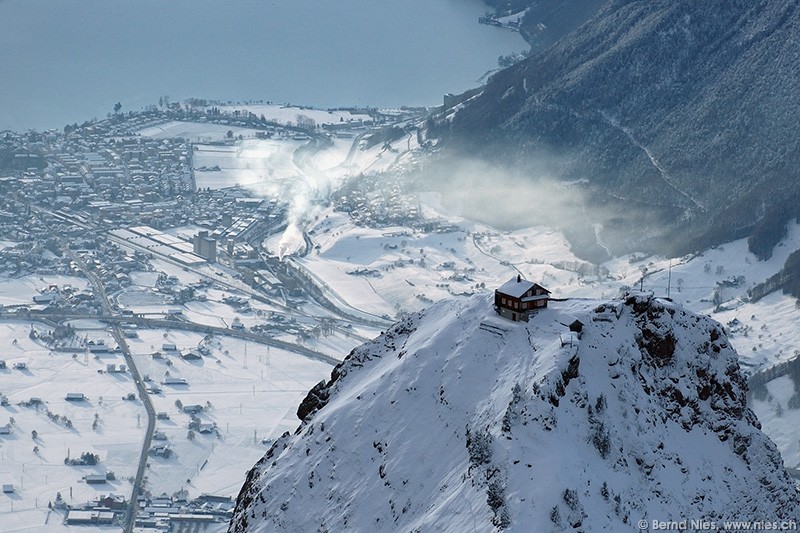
xmin=0 ymin=0 xmax=524 ymax=131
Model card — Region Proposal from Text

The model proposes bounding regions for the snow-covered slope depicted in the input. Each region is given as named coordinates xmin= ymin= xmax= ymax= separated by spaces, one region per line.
xmin=229 ymin=294 xmax=798 ymax=531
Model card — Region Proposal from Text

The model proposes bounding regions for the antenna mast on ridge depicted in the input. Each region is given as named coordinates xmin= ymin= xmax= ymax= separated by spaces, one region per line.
xmin=667 ymin=260 xmax=672 ymax=299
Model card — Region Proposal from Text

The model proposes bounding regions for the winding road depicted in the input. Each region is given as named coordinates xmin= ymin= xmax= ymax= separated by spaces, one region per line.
xmin=32 ymin=211 xmax=155 ymax=533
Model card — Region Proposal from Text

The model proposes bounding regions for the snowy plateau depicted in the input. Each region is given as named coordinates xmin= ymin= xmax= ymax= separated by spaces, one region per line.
xmin=229 ymin=293 xmax=798 ymax=532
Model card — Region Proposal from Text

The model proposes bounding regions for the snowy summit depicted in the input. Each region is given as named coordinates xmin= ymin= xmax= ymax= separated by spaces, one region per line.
xmin=229 ymin=293 xmax=798 ymax=532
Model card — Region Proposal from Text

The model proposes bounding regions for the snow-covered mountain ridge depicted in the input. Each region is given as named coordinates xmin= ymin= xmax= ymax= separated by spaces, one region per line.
xmin=229 ymin=293 xmax=798 ymax=531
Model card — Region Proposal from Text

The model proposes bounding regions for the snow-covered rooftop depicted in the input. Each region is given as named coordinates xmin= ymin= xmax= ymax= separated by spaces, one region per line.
xmin=496 ymin=276 xmax=548 ymax=298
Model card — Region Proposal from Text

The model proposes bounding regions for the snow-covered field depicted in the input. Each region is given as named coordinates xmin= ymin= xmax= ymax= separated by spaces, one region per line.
xmin=192 ymin=140 xmax=303 ymax=190
xmin=0 ymin=317 xmax=333 ymax=531
xmin=125 ymin=329 xmax=330 ymax=499
xmin=212 ymin=104 xmax=373 ymax=128
xmin=0 ymin=276 xmax=89 ymax=308
xmin=497 ymin=8 xmax=530 ymax=26
xmin=136 ymin=121 xmax=262 ymax=143
xmin=0 ymin=321 xmax=141 ymax=531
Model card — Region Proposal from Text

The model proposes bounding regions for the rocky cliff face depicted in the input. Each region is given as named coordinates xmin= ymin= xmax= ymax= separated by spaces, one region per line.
xmin=230 ymin=294 xmax=798 ymax=531
xmin=447 ymin=0 xmax=800 ymax=256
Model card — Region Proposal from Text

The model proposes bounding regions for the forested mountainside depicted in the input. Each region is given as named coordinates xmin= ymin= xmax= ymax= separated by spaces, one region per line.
xmin=482 ymin=0 xmax=605 ymax=53
xmin=448 ymin=0 xmax=800 ymax=257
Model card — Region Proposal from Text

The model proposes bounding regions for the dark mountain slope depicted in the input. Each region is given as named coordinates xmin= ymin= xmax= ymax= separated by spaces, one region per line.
xmin=448 ymin=0 xmax=800 ymax=256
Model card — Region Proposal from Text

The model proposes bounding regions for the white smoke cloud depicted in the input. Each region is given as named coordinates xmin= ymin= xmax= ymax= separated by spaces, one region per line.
xmin=228 ymin=138 xmax=655 ymax=262
xmin=277 ymin=222 xmax=305 ymax=260
xmin=229 ymin=139 xmax=332 ymax=259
